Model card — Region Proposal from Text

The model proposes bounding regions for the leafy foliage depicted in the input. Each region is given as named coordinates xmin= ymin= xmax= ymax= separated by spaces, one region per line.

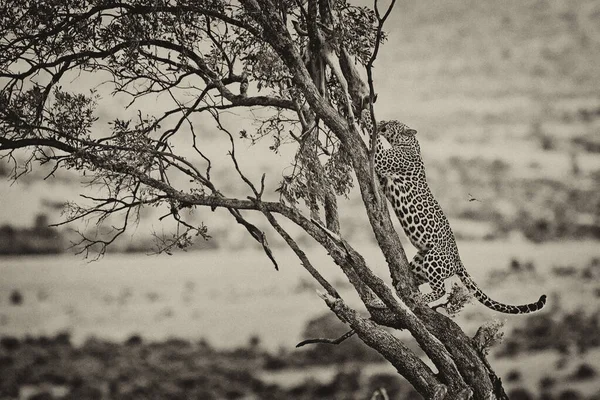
xmin=0 ymin=0 xmax=381 ymax=255
xmin=334 ymin=0 xmax=382 ymax=63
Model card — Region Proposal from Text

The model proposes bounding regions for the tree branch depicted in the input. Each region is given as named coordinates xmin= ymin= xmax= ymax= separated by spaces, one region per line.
xmin=318 ymin=292 xmax=444 ymax=399
xmin=296 ymin=329 xmax=355 ymax=347
xmin=0 ymin=137 xmax=75 ymax=153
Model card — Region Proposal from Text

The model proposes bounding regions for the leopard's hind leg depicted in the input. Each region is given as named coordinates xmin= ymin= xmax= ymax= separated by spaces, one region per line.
xmin=418 ymin=247 xmax=457 ymax=304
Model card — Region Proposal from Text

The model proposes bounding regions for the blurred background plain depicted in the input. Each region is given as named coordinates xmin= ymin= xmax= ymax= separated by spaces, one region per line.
xmin=1 ymin=0 xmax=600 ymax=399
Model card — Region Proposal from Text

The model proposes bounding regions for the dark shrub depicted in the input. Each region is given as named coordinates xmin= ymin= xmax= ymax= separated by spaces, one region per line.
xmin=506 ymin=369 xmax=521 ymax=382
xmin=523 ymin=314 xmax=557 ymax=352
xmin=125 ymin=335 xmax=143 ymax=346
xmin=510 ymin=258 xmax=522 ymax=272
xmin=497 ymin=338 xmax=521 ymax=357
xmin=36 ymin=336 xmax=52 ymax=347
xmin=569 ymin=363 xmax=596 ymax=381
xmin=558 ymin=390 xmax=583 ymax=400
xmin=587 ymin=393 xmax=600 ymax=400
xmin=539 ymin=392 xmax=554 ymax=400
xmin=539 ymin=376 xmax=556 ymax=391
xmin=508 ymin=387 xmax=534 ymax=400
xmin=552 ymin=266 xmax=578 ymax=276
xmin=40 ymin=371 xmax=69 ymax=385
xmin=9 ymin=290 xmax=23 ymax=305
xmin=0 ymin=355 xmax=14 ymax=368
xmin=29 ymin=393 xmax=53 ymax=400
xmin=562 ymin=311 xmax=600 ymax=352
xmin=328 ymin=370 xmax=361 ymax=394
xmin=162 ymin=338 xmax=191 ymax=348
xmin=224 ymin=388 xmax=245 ymax=399
xmin=54 ymin=331 xmax=71 ymax=346
xmin=313 ymin=382 xmax=337 ymax=398
xmin=555 ymin=357 xmax=568 ymax=370
xmin=573 ymin=132 xmax=600 ymax=153
xmin=263 ymin=354 xmax=288 ymax=370
xmin=0 ymin=336 xmax=20 ymax=351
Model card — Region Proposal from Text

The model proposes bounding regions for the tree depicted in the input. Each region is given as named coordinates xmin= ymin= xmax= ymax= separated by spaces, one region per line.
xmin=0 ymin=1 xmax=508 ymax=398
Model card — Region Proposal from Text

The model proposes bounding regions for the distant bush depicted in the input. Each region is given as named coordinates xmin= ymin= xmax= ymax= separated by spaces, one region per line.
xmin=569 ymin=363 xmax=596 ymax=381
xmin=0 ymin=161 xmax=8 ymax=177
xmin=555 ymin=357 xmax=568 ymax=370
xmin=263 ymin=353 xmax=288 ymax=370
xmin=286 ymin=370 xmax=366 ymax=399
xmin=558 ymin=390 xmax=583 ymax=400
xmin=530 ymin=121 xmax=555 ymax=151
xmin=65 ymin=385 xmax=104 ymax=400
xmin=329 ymin=370 xmax=361 ymax=395
xmin=538 ymin=392 xmax=554 ymax=400
xmin=581 ymin=258 xmax=600 ymax=280
xmin=0 ymin=354 xmax=14 ymax=369
xmin=29 ymin=392 xmax=54 ymax=400
xmin=508 ymin=387 xmax=534 ymax=400
xmin=9 ymin=290 xmax=23 ymax=306
xmin=551 ymin=265 xmax=578 ymax=277
xmin=539 ymin=376 xmax=556 ymax=391
xmin=505 ymin=369 xmax=521 ymax=382
xmin=496 ymin=338 xmax=521 ymax=358
xmin=0 ymin=334 xmax=295 ymax=399
xmin=54 ymin=332 xmax=71 ymax=346
xmin=296 ymin=313 xmax=385 ymax=366
xmin=572 ymin=132 xmax=600 ymax=153
xmin=124 ymin=335 xmax=142 ymax=346
xmin=587 ymin=393 xmax=600 ymax=400
xmin=499 ymin=307 xmax=600 ymax=357
xmin=0 ymin=337 xmax=19 ymax=351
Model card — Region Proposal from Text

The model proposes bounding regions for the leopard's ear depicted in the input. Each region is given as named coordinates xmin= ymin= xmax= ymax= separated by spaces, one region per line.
xmin=378 ymin=121 xmax=388 ymax=132
xmin=406 ymin=128 xmax=417 ymax=136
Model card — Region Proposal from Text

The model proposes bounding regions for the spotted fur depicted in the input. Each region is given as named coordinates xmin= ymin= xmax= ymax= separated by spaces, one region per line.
xmin=362 ymin=111 xmax=546 ymax=314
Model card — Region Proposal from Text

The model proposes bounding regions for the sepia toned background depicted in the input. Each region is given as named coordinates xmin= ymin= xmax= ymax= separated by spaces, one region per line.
xmin=1 ymin=0 xmax=600 ymax=398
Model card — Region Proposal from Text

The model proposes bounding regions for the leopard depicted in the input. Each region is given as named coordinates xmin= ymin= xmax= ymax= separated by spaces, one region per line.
xmin=360 ymin=110 xmax=547 ymax=314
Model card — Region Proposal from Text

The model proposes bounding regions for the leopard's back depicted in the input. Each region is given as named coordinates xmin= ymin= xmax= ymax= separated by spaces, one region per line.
xmin=381 ymin=174 xmax=455 ymax=253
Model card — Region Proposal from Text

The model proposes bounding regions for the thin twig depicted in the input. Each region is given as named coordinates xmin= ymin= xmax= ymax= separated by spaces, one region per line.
xmin=209 ymin=110 xmax=279 ymax=270
xmin=365 ymin=0 xmax=397 ymax=206
xmin=296 ymin=329 xmax=355 ymax=347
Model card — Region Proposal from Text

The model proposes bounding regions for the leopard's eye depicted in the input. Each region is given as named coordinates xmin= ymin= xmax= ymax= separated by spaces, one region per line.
xmin=381 ymin=127 xmax=387 ymax=133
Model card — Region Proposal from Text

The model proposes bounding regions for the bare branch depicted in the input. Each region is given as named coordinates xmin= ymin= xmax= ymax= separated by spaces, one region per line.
xmin=296 ymin=329 xmax=355 ymax=347
xmin=364 ymin=0 xmax=397 ymax=207
xmin=259 ymin=205 xmax=339 ymax=298
xmin=0 ymin=137 xmax=75 ymax=153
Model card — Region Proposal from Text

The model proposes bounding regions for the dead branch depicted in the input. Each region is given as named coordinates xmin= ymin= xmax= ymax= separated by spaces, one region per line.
xmin=296 ymin=329 xmax=355 ymax=347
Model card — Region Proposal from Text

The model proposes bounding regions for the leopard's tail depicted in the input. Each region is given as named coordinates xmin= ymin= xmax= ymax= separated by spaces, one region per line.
xmin=456 ymin=267 xmax=546 ymax=314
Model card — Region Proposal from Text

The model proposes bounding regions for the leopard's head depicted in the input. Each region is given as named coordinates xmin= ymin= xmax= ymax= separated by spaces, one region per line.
xmin=378 ymin=120 xmax=417 ymax=147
